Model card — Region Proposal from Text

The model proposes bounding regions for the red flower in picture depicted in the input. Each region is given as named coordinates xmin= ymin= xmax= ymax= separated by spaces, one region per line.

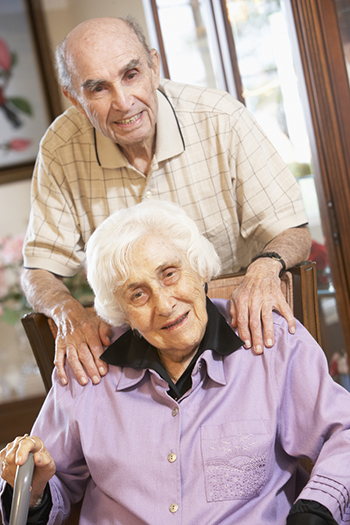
xmin=0 ymin=37 xmax=33 ymax=128
xmin=0 ymin=37 xmax=11 ymax=72
xmin=0 ymin=138 xmax=31 ymax=152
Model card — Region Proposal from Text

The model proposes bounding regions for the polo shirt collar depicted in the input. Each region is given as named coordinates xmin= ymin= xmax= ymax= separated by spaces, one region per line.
xmin=101 ymin=298 xmax=243 ymax=392
xmin=94 ymin=89 xmax=185 ymax=169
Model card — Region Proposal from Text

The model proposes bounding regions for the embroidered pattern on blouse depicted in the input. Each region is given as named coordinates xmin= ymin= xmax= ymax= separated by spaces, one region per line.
xmin=202 ymin=433 xmax=268 ymax=502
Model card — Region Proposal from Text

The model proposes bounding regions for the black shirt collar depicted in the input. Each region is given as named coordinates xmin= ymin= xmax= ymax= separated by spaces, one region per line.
xmin=101 ymin=297 xmax=243 ymax=399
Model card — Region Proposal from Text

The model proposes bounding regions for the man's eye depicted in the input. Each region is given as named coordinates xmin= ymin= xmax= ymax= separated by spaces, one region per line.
xmin=94 ymin=85 xmax=105 ymax=92
xmin=125 ymin=70 xmax=138 ymax=81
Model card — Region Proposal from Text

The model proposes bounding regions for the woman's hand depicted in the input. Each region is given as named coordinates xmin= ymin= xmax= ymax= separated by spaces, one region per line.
xmin=0 ymin=434 xmax=56 ymax=506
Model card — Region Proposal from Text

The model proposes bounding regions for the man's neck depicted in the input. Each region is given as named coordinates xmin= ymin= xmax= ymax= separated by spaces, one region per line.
xmin=120 ymin=136 xmax=155 ymax=176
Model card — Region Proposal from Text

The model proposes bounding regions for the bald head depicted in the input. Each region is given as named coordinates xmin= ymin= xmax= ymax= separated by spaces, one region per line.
xmin=56 ymin=17 xmax=151 ymax=95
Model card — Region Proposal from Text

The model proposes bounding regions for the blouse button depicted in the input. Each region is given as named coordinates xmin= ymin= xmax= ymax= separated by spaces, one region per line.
xmin=168 ymin=453 xmax=177 ymax=463
xmin=169 ymin=503 xmax=179 ymax=513
xmin=172 ymin=407 xmax=179 ymax=417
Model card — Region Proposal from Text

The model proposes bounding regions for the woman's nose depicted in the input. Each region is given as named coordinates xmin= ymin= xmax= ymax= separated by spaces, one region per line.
xmin=153 ymin=290 xmax=175 ymax=316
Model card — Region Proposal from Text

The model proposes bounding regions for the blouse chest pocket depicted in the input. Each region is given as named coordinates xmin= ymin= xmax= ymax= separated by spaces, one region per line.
xmin=200 ymin=419 xmax=271 ymax=502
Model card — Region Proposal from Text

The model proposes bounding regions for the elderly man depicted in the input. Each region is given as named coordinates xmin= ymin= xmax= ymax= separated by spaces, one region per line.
xmin=21 ymin=16 xmax=311 ymax=387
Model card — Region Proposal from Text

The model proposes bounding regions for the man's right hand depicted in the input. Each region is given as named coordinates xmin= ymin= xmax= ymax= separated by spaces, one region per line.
xmin=21 ymin=268 xmax=112 ymax=386
xmin=52 ymin=305 xmax=112 ymax=386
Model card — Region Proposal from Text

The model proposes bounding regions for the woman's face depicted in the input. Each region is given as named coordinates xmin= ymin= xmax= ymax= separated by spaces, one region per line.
xmin=116 ymin=234 xmax=208 ymax=361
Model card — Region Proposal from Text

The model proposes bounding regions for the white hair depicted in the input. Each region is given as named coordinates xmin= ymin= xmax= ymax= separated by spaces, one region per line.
xmin=86 ymin=200 xmax=221 ymax=326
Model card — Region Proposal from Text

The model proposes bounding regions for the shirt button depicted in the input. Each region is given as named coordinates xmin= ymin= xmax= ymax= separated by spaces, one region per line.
xmin=168 ymin=453 xmax=177 ymax=463
xmin=172 ymin=407 xmax=179 ymax=417
xmin=198 ymin=362 xmax=202 ymax=369
xmin=145 ymin=190 xmax=152 ymax=198
xmin=169 ymin=503 xmax=178 ymax=513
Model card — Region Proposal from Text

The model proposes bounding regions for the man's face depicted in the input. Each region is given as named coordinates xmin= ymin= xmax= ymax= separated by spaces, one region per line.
xmin=65 ymin=23 xmax=160 ymax=152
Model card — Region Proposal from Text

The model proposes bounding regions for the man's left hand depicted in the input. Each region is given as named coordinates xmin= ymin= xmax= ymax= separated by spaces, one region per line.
xmin=229 ymin=258 xmax=296 ymax=353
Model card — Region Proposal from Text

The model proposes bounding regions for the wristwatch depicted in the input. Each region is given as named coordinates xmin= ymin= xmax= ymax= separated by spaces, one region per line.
xmin=250 ymin=251 xmax=286 ymax=278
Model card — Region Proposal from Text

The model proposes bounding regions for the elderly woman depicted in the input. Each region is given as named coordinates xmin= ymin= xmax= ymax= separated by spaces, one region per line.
xmin=1 ymin=200 xmax=350 ymax=525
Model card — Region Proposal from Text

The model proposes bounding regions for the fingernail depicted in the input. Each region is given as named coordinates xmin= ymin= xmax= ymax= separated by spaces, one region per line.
xmin=245 ymin=340 xmax=251 ymax=348
xmin=61 ymin=378 xmax=67 ymax=386
xmin=92 ymin=376 xmax=100 ymax=385
xmin=80 ymin=377 xmax=88 ymax=385
xmin=290 ymin=327 xmax=296 ymax=334
xmin=255 ymin=345 xmax=262 ymax=353
xmin=99 ymin=367 xmax=106 ymax=375
xmin=266 ymin=339 xmax=273 ymax=347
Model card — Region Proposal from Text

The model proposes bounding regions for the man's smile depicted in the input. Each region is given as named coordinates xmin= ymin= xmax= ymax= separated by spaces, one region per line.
xmin=115 ymin=111 xmax=142 ymax=125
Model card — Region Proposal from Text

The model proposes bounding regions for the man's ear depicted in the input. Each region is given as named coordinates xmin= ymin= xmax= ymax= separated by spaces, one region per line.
xmin=150 ymin=49 xmax=160 ymax=89
xmin=62 ymin=88 xmax=88 ymax=118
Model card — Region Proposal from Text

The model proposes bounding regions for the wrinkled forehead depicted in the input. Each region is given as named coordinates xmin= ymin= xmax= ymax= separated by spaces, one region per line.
xmin=65 ymin=20 xmax=145 ymax=78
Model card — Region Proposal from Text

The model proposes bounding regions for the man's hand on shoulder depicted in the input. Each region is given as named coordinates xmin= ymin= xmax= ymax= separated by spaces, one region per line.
xmin=229 ymin=257 xmax=296 ymax=353
xmin=53 ymin=305 xmax=112 ymax=386
xmin=21 ymin=268 xmax=112 ymax=386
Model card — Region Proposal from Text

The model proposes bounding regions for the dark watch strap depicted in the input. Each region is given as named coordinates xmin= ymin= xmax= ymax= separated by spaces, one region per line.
xmin=250 ymin=251 xmax=287 ymax=278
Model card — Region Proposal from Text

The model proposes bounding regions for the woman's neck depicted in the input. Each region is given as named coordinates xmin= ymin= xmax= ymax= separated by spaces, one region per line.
xmin=157 ymin=347 xmax=198 ymax=383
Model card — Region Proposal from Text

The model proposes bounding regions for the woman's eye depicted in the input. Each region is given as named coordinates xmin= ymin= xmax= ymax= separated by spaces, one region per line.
xmin=130 ymin=290 xmax=149 ymax=306
xmin=163 ymin=268 xmax=179 ymax=283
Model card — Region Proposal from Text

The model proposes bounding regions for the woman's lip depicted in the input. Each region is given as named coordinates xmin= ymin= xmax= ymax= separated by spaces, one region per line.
xmin=161 ymin=311 xmax=189 ymax=330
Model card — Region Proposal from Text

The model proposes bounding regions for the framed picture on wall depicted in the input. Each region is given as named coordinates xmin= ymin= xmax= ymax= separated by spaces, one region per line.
xmin=0 ymin=0 xmax=61 ymax=184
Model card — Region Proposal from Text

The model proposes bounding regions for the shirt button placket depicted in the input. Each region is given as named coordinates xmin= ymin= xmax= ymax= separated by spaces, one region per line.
xmin=168 ymin=404 xmax=180 ymax=518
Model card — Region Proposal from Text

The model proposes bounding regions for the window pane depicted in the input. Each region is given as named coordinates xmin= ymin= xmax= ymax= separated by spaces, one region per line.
xmin=225 ymin=0 xmax=347 ymax=370
xmin=155 ymin=0 xmax=222 ymax=88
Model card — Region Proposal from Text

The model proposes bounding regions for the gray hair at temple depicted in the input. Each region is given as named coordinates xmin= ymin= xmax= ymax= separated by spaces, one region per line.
xmin=55 ymin=16 xmax=152 ymax=96
xmin=86 ymin=200 xmax=222 ymax=326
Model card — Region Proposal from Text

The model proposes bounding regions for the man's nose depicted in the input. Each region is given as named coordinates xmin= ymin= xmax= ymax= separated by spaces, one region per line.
xmin=111 ymin=86 xmax=132 ymax=113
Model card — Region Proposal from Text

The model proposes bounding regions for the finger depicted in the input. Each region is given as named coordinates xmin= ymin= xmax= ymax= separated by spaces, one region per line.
xmin=248 ymin=307 xmax=265 ymax=354
xmin=94 ymin=355 xmax=108 ymax=377
xmin=99 ymin=323 xmax=112 ymax=347
xmin=235 ymin=303 xmax=252 ymax=349
xmin=275 ymin=301 xmax=296 ymax=335
xmin=67 ymin=343 xmax=101 ymax=385
xmin=229 ymin=298 xmax=238 ymax=328
xmin=54 ymin=342 xmax=69 ymax=386
xmin=260 ymin=303 xmax=275 ymax=348
xmin=85 ymin=335 xmax=108 ymax=378
xmin=16 ymin=435 xmax=45 ymax=465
